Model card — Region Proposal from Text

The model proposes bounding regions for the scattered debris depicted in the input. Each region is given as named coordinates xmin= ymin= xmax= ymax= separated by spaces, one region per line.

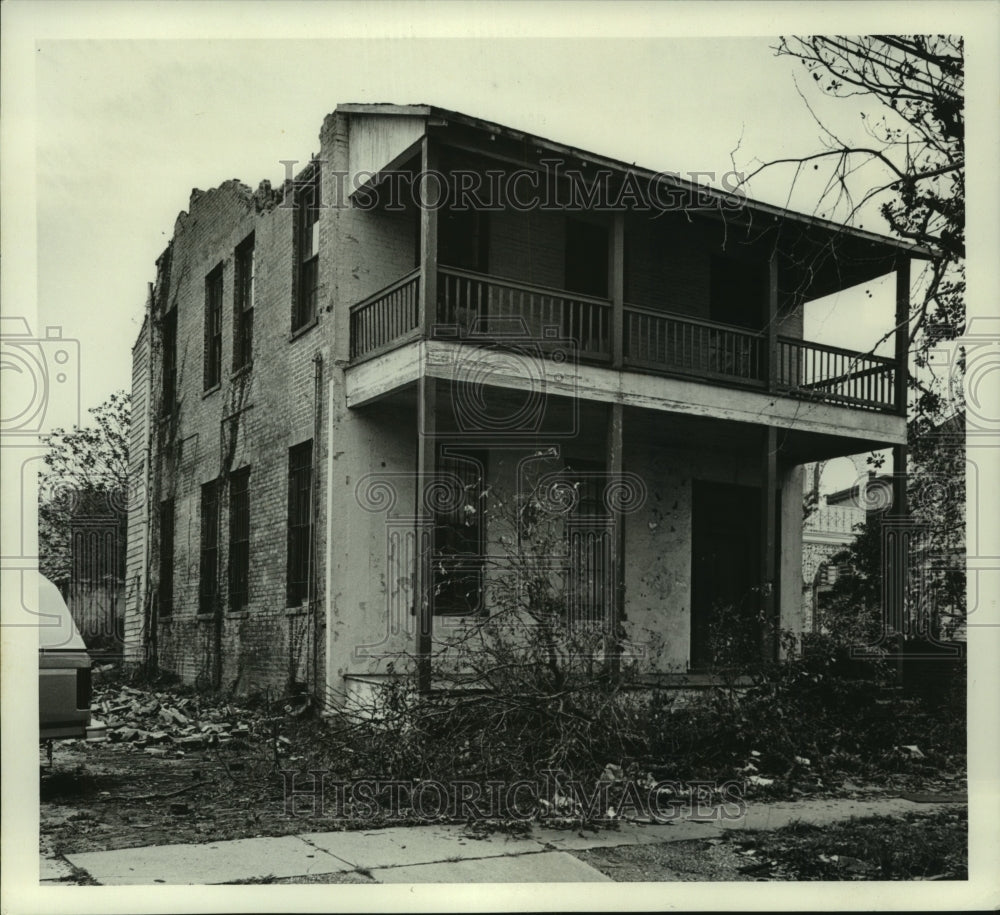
xmin=90 ymin=684 xmax=282 ymax=759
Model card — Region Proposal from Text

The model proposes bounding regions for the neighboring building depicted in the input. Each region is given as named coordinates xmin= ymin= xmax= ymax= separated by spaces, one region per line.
xmin=125 ymin=104 xmax=925 ymax=698
xmin=801 ymin=469 xmax=892 ymax=632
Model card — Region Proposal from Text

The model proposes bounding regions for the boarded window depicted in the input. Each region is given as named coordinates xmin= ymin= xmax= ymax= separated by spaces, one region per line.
xmin=158 ymin=499 xmax=174 ymax=617
xmin=286 ymin=440 xmax=312 ymax=605
xmin=204 ymin=265 xmax=223 ymax=389
xmin=228 ymin=467 xmax=250 ymax=612
xmin=293 ymin=167 xmax=320 ymax=331
xmin=199 ymin=480 xmax=220 ymax=615
xmin=233 ymin=234 xmax=255 ymax=370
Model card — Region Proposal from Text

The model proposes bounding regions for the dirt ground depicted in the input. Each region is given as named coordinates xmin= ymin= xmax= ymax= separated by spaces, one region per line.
xmin=39 ymin=676 xmax=967 ymax=883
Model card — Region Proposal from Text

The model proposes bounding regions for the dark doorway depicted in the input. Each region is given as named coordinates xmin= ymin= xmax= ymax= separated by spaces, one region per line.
xmin=565 ymin=217 xmax=609 ymax=298
xmin=690 ymin=481 xmax=761 ymax=670
xmin=709 ymin=254 xmax=768 ymax=330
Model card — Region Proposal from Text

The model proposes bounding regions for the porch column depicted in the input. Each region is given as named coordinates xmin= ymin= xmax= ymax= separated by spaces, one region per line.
xmin=766 ymin=249 xmax=779 ymax=391
xmin=419 ymin=136 xmax=439 ymax=338
xmin=607 ymin=401 xmax=625 ymax=676
xmin=894 ymin=257 xmax=911 ymax=416
xmin=760 ymin=425 xmax=778 ymax=660
xmin=889 ymin=258 xmax=910 ymax=669
xmin=610 ymin=212 xmax=625 ymax=369
xmin=415 ymin=374 xmax=437 ymax=693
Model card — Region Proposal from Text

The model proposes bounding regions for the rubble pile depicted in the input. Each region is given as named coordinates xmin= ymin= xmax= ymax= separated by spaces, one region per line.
xmin=91 ymin=685 xmax=254 ymax=757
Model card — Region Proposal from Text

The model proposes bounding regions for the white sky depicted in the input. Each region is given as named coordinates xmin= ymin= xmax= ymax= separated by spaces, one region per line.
xmin=30 ymin=30 xmax=915 ymax=414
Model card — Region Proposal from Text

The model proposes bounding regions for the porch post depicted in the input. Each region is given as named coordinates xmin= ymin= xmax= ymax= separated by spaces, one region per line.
xmin=611 ymin=212 xmax=625 ymax=369
xmin=760 ymin=425 xmax=778 ymax=660
xmin=419 ymin=136 xmax=439 ymax=338
xmin=415 ymin=375 xmax=437 ymax=693
xmin=607 ymin=401 xmax=625 ymax=676
xmin=890 ymin=258 xmax=911 ymax=675
xmin=766 ymin=249 xmax=779 ymax=391
xmin=894 ymin=257 xmax=911 ymax=416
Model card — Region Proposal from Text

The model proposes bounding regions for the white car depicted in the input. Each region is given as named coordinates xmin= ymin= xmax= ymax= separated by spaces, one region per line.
xmin=38 ymin=572 xmax=106 ymax=742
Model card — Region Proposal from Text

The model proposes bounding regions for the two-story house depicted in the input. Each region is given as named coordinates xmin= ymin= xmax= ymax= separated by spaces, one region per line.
xmin=125 ymin=104 xmax=927 ymax=699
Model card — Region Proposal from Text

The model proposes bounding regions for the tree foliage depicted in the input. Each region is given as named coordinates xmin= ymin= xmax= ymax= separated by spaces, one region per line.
xmin=38 ymin=391 xmax=130 ymax=589
xmin=745 ymin=36 xmax=965 ymax=423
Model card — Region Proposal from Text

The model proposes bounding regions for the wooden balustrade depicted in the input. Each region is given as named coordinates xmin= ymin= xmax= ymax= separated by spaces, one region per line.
xmin=349 ymin=267 xmax=899 ymax=412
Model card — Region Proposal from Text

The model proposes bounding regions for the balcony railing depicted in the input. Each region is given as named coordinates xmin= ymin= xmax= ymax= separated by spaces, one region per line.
xmin=349 ymin=267 xmax=900 ymax=413
xmin=349 ymin=268 xmax=420 ymax=360
xmin=438 ymin=267 xmax=612 ymax=361
xmin=775 ymin=337 xmax=896 ymax=411
xmin=624 ymin=305 xmax=765 ymax=386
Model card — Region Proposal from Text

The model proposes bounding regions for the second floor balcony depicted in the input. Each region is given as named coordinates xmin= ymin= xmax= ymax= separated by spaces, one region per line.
xmin=348 ymin=265 xmax=902 ymax=414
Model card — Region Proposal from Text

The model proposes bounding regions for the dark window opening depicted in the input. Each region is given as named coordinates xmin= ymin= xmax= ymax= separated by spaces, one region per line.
xmin=287 ymin=441 xmax=313 ymax=606
xmin=234 ymin=234 xmax=255 ymax=370
xmin=709 ymin=254 xmax=768 ymax=330
xmin=565 ymin=217 xmax=609 ymax=298
xmin=228 ymin=467 xmax=250 ymax=612
xmin=158 ymin=499 xmax=174 ymax=617
xmin=439 ymin=209 xmax=489 ymax=273
xmin=294 ymin=167 xmax=320 ymax=332
xmin=204 ymin=265 xmax=223 ymax=389
xmin=433 ymin=451 xmax=485 ymax=616
xmin=161 ymin=308 xmax=177 ymax=415
xmin=199 ymin=480 xmax=220 ymax=615
xmin=690 ymin=481 xmax=762 ymax=670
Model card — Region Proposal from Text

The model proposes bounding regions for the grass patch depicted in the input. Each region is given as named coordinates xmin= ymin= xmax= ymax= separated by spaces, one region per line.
xmin=727 ymin=808 xmax=967 ymax=880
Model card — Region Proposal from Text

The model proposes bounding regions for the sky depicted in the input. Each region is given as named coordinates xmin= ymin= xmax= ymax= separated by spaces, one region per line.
xmin=8 ymin=2 xmax=992 ymax=493
xmin=30 ymin=30 xmax=911 ymax=418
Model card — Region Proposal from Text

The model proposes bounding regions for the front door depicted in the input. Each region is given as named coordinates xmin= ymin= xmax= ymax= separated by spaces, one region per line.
xmin=690 ymin=481 xmax=761 ymax=670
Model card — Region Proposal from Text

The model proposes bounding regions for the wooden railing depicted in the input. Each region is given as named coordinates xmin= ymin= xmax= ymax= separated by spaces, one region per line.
xmin=349 ymin=268 xmax=420 ymax=360
xmin=775 ymin=337 xmax=896 ymax=411
xmin=624 ymin=305 xmax=765 ymax=385
xmin=348 ymin=267 xmax=899 ymax=413
xmin=437 ymin=267 xmax=612 ymax=361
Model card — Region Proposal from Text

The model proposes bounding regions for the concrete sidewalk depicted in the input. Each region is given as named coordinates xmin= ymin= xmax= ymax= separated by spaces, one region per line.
xmin=51 ymin=797 xmax=964 ymax=885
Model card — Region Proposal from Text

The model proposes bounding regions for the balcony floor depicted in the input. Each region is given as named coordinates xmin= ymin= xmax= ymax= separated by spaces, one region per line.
xmin=343 ymin=338 xmax=906 ymax=461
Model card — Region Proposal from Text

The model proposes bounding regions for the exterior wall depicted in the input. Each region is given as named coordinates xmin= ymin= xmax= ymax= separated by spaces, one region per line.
xmin=625 ymin=214 xmax=712 ymax=318
xmin=147 ymin=176 xmax=330 ymax=693
xmin=124 ymin=315 xmax=151 ymax=662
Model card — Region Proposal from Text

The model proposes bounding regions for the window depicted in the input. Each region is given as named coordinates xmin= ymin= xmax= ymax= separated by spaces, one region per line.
xmin=286 ymin=440 xmax=313 ymax=605
xmin=233 ymin=234 xmax=255 ymax=370
xmin=564 ymin=461 xmax=612 ymax=627
xmin=158 ymin=499 xmax=174 ymax=617
xmin=432 ymin=452 xmax=485 ymax=616
xmin=161 ymin=308 xmax=177 ymax=415
xmin=564 ymin=217 xmax=609 ymax=298
xmin=293 ymin=166 xmax=320 ymax=332
xmin=228 ymin=467 xmax=250 ymax=612
xmin=199 ymin=480 xmax=220 ymax=615
xmin=204 ymin=265 xmax=223 ymax=389
xmin=439 ymin=209 xmax=489 ymax=273
xmin=709 ymin=254 xmax=768 ymax=330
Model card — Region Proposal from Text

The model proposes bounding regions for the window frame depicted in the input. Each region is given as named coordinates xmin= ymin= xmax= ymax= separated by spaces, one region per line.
xmin=286 ymin=440 xmax=313 ymax=606
xmin=228 ymin=467 xmax=251 ymax=612
xmin=293 ymin=166 xmax=320 ymax=332
xmin=158 ymin=498 xmax=175 ymax=617
xmin=204 ymin=264 xmax=224 ymax=390
xmin=199 ymin=479 xmax=221 ymax=615
xmin=233 ymin=234 xmax=255 ymax=371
